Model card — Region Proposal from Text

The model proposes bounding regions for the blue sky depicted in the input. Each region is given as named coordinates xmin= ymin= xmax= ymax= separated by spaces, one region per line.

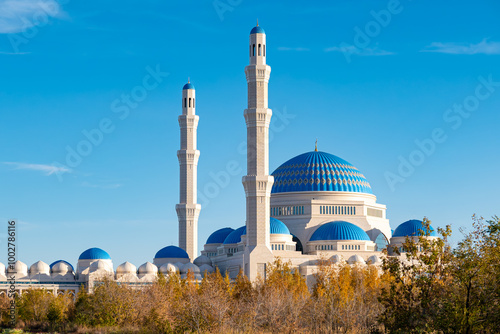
xmin=0 ymin=0 xmax=499 ymax=268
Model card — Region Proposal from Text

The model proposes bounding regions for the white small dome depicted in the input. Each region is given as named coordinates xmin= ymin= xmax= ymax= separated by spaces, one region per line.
xmin=367 ymin=255 xmax=382 ymax=265
xmin=347 ymin=254 xmax=366 ymax=265
xmin=198 ymin=264 xmax=214 ymax=274
xmin=193 ymin=255 xmax=212 ymax=267
xmin=117 ymin=261 xmax=137 ymax=274
xmin=89 ymin=260 xmax=113 ymax=273
xmin=138 ymin=262 xmax=158 ymax=275
xmin=0 ymin=262 xmax=6 ymax=276
xmin=180 ymin=263 xmax=200 ymax=274
xmin=30 ymin=261 xmax=50 ymax=275
xmin=7 ymin=261 xmax=28 ymax=275
xmin=174 ymin=262 xmax=185 ymax=268
xmin=51 ymin=261 xmax=73 ymax=274
xmin=330 ymin=254 xmax=345 ymax=264
xmin=159 ymin=263 xmax=178 ymax=274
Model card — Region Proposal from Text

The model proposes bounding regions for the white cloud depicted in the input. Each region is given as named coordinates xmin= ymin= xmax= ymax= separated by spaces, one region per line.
xmin=278 ymin=47 xmax=310 ymax=52
xmin=422 ymin=39 xmax=500 ymax=55
xmin=325 ymin=45 xmax=394 ymax=56
xmin=3 ymin=162 xmax=71 ymax=175
xmin=0 ymin=0 xmax=63 ymax=34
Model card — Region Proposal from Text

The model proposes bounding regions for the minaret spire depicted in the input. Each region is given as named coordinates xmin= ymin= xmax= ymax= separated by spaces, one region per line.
xmin=176 ymin=81 xmax=201 ymax=261
xmin=315 ymin=139 xmax=318 ymax=151
xmin=243 ymin=22 xmax=274 ymax=280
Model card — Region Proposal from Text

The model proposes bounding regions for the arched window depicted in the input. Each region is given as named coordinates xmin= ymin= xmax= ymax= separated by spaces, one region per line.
xmin=258 ymin=44 xmax=261 ymax=56
xmin=264 ymin=44 xmax=266 ymax=56
xmin=193 ymin=98 xmax=195 ymax=108
xmin=184 ymin=98 xmax=186 ymax=108
xmin=374 ymin=232 xmax=389 ymax=251
xmin=249 ymin=45 xmax=251 ymax=57
xmin=189 ymin=98 xmax=191 ymax=107
xmin=253 ymin=44 xmax=255 ymax=56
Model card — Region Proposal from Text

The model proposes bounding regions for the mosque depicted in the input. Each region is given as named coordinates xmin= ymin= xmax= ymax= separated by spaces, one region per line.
xmin=0 ymin=23 xmax=438 ymax=295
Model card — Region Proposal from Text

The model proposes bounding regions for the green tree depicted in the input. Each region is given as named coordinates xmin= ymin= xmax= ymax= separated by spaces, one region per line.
xmin=73 ymin=278 xmax=137 ymax=327
xmin=379 ymin=217 xmax=452 ymax=333
xmin=47 ymin=291 xmax=74 ymax=331
xmin=17 ymin=288 xmax=54 ymax=323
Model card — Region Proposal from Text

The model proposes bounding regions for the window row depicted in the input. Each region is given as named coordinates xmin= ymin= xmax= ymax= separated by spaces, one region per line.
xmin=183 ymin=97 xmax=195 ymax=108
xmin=271 ymin=244 xmax=295 ymax=251
xmin=227 ymin=247 xmax=239 ymax=254
xmin=319 ymin=205 xmax=356 ymax=215
xmin=271 ymin=206 xmax=304 ymax=216
xmin=342 ymin=244 xmax=361 ymax=250
xmin=314 ymin=244 xmax=362 ymax=251
xmin=250 ymin=43 xmax=266 ymax=57
xmin=315 ymin=244 xmax=334 ymax=251
xmin=205 ymin=252 xmax=217 ymax=257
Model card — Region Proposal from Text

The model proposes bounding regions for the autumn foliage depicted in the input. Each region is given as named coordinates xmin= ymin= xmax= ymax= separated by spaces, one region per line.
xmin=1 ymin=215 xmax=499 ymax=333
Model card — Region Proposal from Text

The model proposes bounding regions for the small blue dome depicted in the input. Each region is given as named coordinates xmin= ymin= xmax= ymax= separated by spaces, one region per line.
xmin=206 ymin=227 xmax=234 ymax=244
xmin=250 ymin=25 xmax=265 ymax=34
xmin=223 ymin=226 xmax=246 ymax=245
xmin=183 ymin=82 xmax=195 ymax=90
xmin=310 ymin=221 xmax=370 ymax=241
xmin=49 ymin=260 xmax=74 ymax=271
xmin=155 ymin=245 xmax=189 ymax=259
xmin=222 ymin=218 xmax=291 ymax=245
xmin=270 ymin=217 xmax=290 ymax=234
xmin=79 ymin=248 xmax=111 ymax=260
xmin=271 ymin=151 xmax=372 ymax=194
xmin=393 ymin=219 xmax=437 ymax=237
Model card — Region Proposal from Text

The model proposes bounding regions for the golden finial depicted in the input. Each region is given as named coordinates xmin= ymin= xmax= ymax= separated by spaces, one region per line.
xmin=256 ymin=19 xmax=259 ymax=26
xmin=188 ymin=77 xmax=190 ymax=83
xmin=315 ymin=139 xmax=318 ymax=152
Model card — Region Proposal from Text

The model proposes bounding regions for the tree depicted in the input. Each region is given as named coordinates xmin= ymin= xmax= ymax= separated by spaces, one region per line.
xmin=17 ymin=288 xmax=54 ymax=323
xmin=73 ymin=278 xmax=138 ymax=327
xmin=47 ymin=291 xmax=75 ymax=331
xmin=311 ymin=258 xmax=387 ymax=333
xmin=253 ymin=258 xmax=309 ymax=332
xmin=378 ymin=217 xmax=452 ymax=333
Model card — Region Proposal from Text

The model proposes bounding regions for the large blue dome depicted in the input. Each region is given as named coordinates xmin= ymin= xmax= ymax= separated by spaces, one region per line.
xmin=310 ymin=221 xmax=370 ymax=241
xmin=393 ymin=219 xmax=437 ymax=237
xmin=223 ymin=226 xmax=246 ymax=244
xmin=155 ymin=246 xmax=189 ymax=259
xmin=222 ymin=218 xmax=290 ymax=244
xmin=271 ymin=151 xmax=372 ymax=194
xmin=206 ymin=227 xmax=234 ymax=244
xmin=250 ymin=25 xmax=265 ymax=34
xmin=79 ymin=248 xmax=111 ymax=260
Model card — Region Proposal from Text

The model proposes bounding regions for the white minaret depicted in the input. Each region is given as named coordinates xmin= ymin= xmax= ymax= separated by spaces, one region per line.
xmin=176 ymin=81 xmax=201 ymax=261
xmin=243 ymin=22 xmax=275 ymax=280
